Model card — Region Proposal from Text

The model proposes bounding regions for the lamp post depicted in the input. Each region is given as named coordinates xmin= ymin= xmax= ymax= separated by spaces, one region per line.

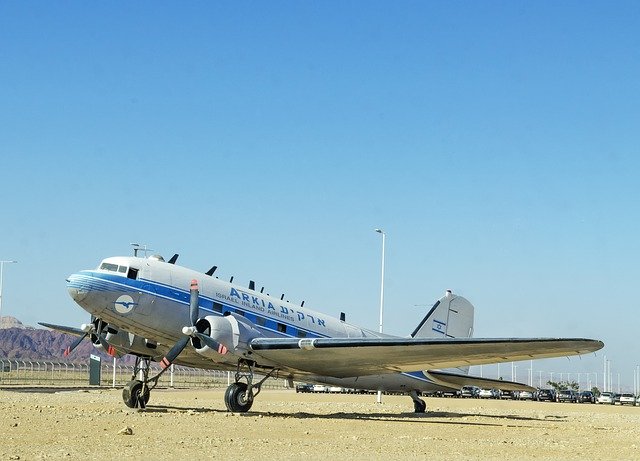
xmin=374 ymin=228 xmax=386 ymax=404
xmin=374 ymin=229 xmax=386 ymax=335
xmin=0 ymin=260 xmax=18 ymax=326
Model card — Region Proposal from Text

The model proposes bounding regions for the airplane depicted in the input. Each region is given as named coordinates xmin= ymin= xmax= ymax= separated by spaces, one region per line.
xmin=41 ymin=253 xmax=604 ymax=413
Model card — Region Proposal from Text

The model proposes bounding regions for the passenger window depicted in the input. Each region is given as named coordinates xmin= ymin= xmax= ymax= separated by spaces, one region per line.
xmin=213 ymin=302 xmax=223 ymax=313
xmin=127 ymin=268 xmax=139 ymax=280
xmin=277 ymin=323 xmax=286 ymax=333
xmin=296 ymin=329 xmax=307 ymax=338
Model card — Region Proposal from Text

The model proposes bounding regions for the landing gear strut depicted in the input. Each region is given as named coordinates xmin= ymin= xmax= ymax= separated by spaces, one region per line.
xmin=122 ymin=356 xmax=157 ymax=409
xmin=224 ymin=360 xmax=277 ymax=413
xmin=410 ymin=390 xmax=427 ymax=413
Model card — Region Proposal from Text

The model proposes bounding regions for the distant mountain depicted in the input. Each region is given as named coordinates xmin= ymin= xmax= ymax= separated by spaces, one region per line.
xmin=0 ymin=316 xmax=120 ymax=362
xmin=0 ymin=316 xmax=35 ymax=330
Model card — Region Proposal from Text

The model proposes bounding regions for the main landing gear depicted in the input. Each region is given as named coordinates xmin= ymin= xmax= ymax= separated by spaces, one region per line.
xmin=410 ymin=390 xmax=427 ymax=413
xmin=121 ymin=356 xmax=277 ymax=413
xmin=224 ymin=360 xmax=276 ymax=413
xmin=122 ymin=356 xmax=155 ymax=409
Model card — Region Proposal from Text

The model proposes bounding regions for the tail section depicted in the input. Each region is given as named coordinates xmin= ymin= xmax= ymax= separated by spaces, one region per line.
xmin=411 ymin=290 xmax=474 ymax=376
xmin=410 ymin=290 xmax=474 ymax=340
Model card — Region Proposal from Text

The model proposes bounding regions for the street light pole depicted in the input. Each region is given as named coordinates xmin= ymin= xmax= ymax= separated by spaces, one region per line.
xmin=375 ymin=229 xmax=386 ymax=335
xmin=0 ymin=260 xmax=18 ymax=326
xmin=374 ymin=228 xmax=386 ymax=404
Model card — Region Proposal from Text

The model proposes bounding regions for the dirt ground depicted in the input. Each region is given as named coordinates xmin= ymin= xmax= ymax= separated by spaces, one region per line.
xmin=1 ymin=386 xmax=639 ymax=460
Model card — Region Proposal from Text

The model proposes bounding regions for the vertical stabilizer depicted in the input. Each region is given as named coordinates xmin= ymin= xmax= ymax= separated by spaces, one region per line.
xmin=411 ymin=290 xmax=475 ymax=374
xmin=410 ymin=290 xmax=474 ymax=339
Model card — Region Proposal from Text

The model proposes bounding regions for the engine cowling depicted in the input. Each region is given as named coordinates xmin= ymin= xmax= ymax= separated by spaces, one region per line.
xmin=192 ymin=313 xmax=264 ymax=361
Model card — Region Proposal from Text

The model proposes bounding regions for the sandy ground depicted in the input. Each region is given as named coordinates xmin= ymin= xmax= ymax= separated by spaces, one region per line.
xmin=1 ymin=386 xmax=639 ymax=460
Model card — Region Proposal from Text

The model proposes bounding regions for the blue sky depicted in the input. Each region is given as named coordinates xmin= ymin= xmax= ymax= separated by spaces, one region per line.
xmin=1 ymin=2 xmax=638 ymax=389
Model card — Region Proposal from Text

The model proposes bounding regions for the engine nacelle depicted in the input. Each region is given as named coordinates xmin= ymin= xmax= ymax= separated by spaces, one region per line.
xmin=192 ymin=313 xmax=264 ymax=361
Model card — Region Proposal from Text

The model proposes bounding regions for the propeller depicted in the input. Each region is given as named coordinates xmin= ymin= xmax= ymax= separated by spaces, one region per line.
xmin=91 ymin=319 xmax=117 ymax=356
xmin=64 ymin=331 xmax=89 ymax=357
xmin=62 ymin=318 xmax=117 ymax=357
xmin=158 ymin=279 xmax=228 ymax=370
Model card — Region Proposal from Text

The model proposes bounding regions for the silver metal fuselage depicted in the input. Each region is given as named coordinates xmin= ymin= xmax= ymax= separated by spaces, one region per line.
xmin=67 ymin=256 xmax=445 ymax=393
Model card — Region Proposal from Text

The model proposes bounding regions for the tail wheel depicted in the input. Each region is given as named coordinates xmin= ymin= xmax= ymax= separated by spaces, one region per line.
xmin=413 ymin=398 xmax=426 ymax=413
xmin=224 ymin=382 xmax=253 ymax=413
xmin=122 ymin=380 xmax=151 ymax=409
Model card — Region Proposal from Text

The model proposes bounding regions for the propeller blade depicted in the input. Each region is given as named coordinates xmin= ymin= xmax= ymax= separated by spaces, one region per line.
xmin=159 ymin=336 xmax=190 ymax=369
xmin=92 ymin=332 xmax=116 ymax=356
xmin=63 ymin=332 xmax=88 ymax=356
xmin=189 ymin=279 xmax=199 ymax=326
xmin=194 ymin=332 xmax=228 ymax=355
xmin=155 ymin=280 xmax=201 ymax=373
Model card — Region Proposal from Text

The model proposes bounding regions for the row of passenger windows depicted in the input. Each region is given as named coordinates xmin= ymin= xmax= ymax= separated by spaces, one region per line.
xmin=212 ymin=302 xmax=308 ymax=338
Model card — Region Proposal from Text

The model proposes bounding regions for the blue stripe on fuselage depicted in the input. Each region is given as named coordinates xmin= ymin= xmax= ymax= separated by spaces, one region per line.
xmin=74 ymin=271 xmax=328 ymax=339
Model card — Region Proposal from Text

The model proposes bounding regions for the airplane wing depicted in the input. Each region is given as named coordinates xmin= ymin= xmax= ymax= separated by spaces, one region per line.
xmin=249 ymin=337 xmax=603 ymax=378
xmin=38 ymin=322 xmax=85 ymax=336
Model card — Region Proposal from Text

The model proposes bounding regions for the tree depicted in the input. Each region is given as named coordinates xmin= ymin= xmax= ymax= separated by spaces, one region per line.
xmin=546 ymin=380 xmax=579 ymax=391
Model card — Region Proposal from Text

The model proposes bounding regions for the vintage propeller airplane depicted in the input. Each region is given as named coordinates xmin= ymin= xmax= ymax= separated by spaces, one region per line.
xmin=42 ymin=253 xmax=603 ymax=413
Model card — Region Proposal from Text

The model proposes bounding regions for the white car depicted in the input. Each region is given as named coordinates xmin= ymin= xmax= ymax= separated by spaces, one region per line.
xmin=478 ymin=388 xmax=499 ymax=399
xmin=619 ymin=393 xmax=636 ymax=406
xmin=518 ymin=391 xmax=534 ymax=400
xmin=597 ymin=392 xmax=615 ymax=404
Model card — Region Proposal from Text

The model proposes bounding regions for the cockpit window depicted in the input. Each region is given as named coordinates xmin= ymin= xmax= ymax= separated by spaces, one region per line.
xmin=99 ymin=262 xmax=129 ymax=275
xmin=100 ymin=262 xmax=119 ymax=272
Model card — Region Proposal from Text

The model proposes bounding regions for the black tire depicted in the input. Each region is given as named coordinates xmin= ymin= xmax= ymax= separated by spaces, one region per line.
xmin=122 ymin=380 xmax=150 ymax=409
xmin=224 ymin=382 xmax=253 ymax=413
xmin=413 ymin=398 xmax=427 ymax=413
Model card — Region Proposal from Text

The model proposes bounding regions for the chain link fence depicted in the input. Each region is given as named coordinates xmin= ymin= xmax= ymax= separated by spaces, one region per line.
xmin=0 ymin=358 xmax=288 ymax=389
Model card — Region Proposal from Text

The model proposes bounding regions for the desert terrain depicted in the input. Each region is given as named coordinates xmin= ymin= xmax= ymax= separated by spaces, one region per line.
xmin=2 ymin=387 xmax=639 ymax=460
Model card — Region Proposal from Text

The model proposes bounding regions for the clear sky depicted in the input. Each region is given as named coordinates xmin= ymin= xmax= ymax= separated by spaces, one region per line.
xmin=1 ymin=2 xmax=638 ymax=389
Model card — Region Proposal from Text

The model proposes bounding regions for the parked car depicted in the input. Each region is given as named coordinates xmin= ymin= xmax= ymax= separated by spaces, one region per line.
xmin=312 ymin=384 xmax=328 ymax=393
xmin=619 ymin=393 xmax=636 ymax=406
xmin=295 ymin=383 xmax=314 ymax=393
xmin=556 ymin=389 xmax=578 ymax=403
xmin=518 ymin=390 xmax=534 ymax=401
xmin=478 ymin=388 xmax=500 ymax=399
xmin=460 ymin=385 xmax=481 ymax=398
xmin=500 ymin=390 xmax=514 ymax=400
xmin=597 ymin=392 xmax=615 ymax=404
xmin=578 ymin=391 xmax=595 ymax=403
xmin=537 ymin=389 xmax=556 ymax=402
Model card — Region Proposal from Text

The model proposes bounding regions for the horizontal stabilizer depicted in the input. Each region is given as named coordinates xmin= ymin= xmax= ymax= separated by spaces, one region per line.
xmin=425 ymin=369 xmax=535 ymax=392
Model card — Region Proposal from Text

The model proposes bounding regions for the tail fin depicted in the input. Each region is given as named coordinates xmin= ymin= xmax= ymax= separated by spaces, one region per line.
xmin=411 ymin=290 xmax=475 ymax=375
xmin=411 ymin=290 xmax=474 ymax=339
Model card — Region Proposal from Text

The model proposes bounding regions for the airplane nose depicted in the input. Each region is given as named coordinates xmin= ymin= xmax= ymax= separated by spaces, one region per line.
xmin=67 ymin=274 xmax=88 ymax=303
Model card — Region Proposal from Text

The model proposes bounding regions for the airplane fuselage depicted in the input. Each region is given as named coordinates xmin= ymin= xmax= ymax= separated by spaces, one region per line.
xmin=67 ymin=255 xmax=442 ymax=393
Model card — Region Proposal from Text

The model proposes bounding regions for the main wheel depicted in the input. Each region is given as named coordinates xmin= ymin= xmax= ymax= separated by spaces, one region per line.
xmin=224 ymin=382 xmax=254 ymax=413
xmin=122 ymin=380 xmax=150 ymax=408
